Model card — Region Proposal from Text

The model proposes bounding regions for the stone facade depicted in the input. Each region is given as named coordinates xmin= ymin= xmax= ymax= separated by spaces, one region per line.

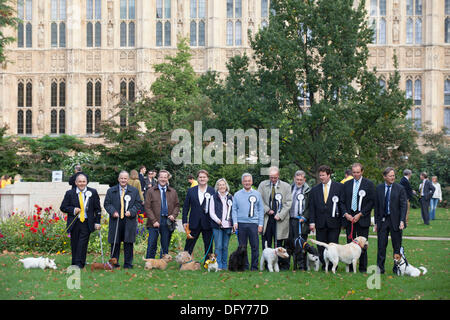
xmin=0 ymin=0 xmax=449 ymax=141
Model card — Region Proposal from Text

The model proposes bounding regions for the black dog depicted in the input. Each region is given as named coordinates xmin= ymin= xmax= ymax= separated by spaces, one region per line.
xmin=228 ymin=245 xmax=247 ymax=272
xmin=293 ymin=236 xmax=319 ymax=270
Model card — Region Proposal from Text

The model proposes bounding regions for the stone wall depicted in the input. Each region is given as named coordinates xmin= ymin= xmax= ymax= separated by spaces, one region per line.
xmin=0 ymin=182 xmax=110 ymax=219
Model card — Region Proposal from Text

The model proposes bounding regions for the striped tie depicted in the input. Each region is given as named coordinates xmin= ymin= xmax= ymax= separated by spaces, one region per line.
xmin=79 ymin=191 xmax=85 ymax=222
xmin=351 ymin=179 xmax=359 ymax=211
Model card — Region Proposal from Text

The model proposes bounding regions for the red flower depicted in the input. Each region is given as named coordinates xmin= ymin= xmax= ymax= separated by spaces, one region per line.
xmin=33 ymin=221 xmax=39 ymax=229
xmin=54 ymin=216 xmax=60 ymax=222
xmin=41 ymin=227 xmax=46 ymax=234
xmin=25 ymin=223 xmax=31 ymax=227
xmin=21 ymin=233 xmax=24 ymax=238
xmin=0 ymin=233 xmax=4 ymax=238
xmin=30 ymin=227 xmax=37 ymax=233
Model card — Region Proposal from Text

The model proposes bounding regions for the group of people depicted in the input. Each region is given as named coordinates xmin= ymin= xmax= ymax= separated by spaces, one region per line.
xmin=59 ymin=163 xmax=442 ymax=275
xmin=0 ymin=174 xmax=22 ymax=188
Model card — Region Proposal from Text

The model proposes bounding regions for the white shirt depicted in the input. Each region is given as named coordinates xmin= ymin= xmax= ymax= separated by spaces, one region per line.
xmin=75 ymin=187 xmax=87 ymax=219
xmin=198 ymin=186 xmax=207 ymax=205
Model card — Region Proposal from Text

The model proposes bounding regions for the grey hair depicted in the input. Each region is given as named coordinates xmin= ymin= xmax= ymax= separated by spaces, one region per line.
xmin=241 ymin=172 xmax=253 ymax=181
xmin=74 ymin=164 xmax=82 ymax=172
xmin=403 ymin=169 xmax=412 ymax=176
xmin=118 ymin=170 xmax=129 ymax=177
xmin=214 ymin=178 xmax=230 ymax=192
xmin=294 ymin=170 xmax=306 ymax=178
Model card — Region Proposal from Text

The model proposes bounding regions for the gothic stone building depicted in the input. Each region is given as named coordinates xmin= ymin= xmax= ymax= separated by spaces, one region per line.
xmin=1 ymin=0 xmax=449 ymax=144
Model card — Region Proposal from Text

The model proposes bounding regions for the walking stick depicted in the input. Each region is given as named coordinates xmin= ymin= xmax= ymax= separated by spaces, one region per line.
xmin=99 ymin=228 xmax=105 ymax=264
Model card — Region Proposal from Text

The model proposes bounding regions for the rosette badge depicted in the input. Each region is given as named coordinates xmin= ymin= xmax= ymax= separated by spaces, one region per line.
xmin=358 ymin=189 xmax=366 ymax=212
xmin=124 ymin=194 xmax=131 ymax=211
xmin=204 ymin=193 xmax=211 ymax=214
xmin=248 ymin=195 xmax=257 ymax=218
xmin=226 ymin=199 xmax=233 ymax=220
xmin=297 ymin=193 xmax=304 ymax=216
xmin=331 ymin=196 xmax=339 ymax=218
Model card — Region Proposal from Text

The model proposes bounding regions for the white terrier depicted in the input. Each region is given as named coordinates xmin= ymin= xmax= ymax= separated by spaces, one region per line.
xmin=259 ymin=241 xmax=289 ymax=272
xmin=19 ymin=257 xmax=57 ymax=270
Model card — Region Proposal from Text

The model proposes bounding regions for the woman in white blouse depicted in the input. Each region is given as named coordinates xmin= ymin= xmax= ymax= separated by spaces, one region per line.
xmin=430 ymin=176 xmax=442 ymax=220
xmin=209 ymin=178 xmax=234 ymax=270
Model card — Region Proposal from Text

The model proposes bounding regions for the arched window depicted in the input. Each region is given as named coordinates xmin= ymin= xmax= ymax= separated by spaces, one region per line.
xmin=86 ymin=109 xmax=93 ymax=134
xmin=95 ymin=109 xmax=101 ymax=134
xmin=379 ymin=18 xmax=386 ymax=44
xmin=26 ymin=23 xmax=32 ymax=48
xmin=406 ymin=79 xmax=413 ymax=100
xmin=51 ymin=110 xmax=58 ymax=133
xmin=406 ymin=18 xmax=413 ymax=44
xmin=414 ymin=108 xmax=421 ymax=131
xmin=414 ymin=79 xmax=422 ymax=105
xmin=26 ymin=110 xmax=32 ymax=134
xmin=444 ymin=79 xmax=450 ymax=105
xmin=128 ymin=21 xmax=135 ymax=47
xmin=120 ymin=0 xmax=135 ymax=47
xmin=51 ymin=22 xmax=58 ymax=47
xmin=120 ymin=22 xmax=127 ymax=47
xmin=59 ymin=109 xmax=65 ymax=134
xmin=17 ymin=110 xmax=24 ymax=134
xmin=156 ymin=21 xmax=163 ymax=46
xmin=190 ymin=21 xmax=197 ymax=46
xmin=415 ymin=18 xmax=422 ymax=44
xmin=164 ymin=21 xmax=171 ymax=47
xmin=95 ymin=21 xmax=101 ymax=47
xmin=87 ymin=22 xmax=93 ymax=47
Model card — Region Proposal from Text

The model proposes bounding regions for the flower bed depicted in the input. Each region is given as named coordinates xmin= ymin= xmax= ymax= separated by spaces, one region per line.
xmin=0 ymin=206 xmax=183 ymax=255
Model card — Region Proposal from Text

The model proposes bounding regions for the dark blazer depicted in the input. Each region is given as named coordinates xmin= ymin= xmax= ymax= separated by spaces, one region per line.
xmin=210 ymin=192 xmax=234 ymax=229
xmin=182 ymin=185 xmax=215 ymax=230
xmin=420 ymin=179 xmax=435 ymax=202
xmin=374 ymin=183 xmax=407 ymax=231
xmin=399 ymin=176 xmax=414 ymax=201
xmin=309 ymin=181 xmax=345 ymax=229
xmin=144 ymin=185 xmax=180 ymax=228
xmin=342 ymin=177 xmax=375 ymax=228
xmin=60 ymin=187 xmax=101 ymax=233
xmin=104 ymin=184 xmax=140 ymax=243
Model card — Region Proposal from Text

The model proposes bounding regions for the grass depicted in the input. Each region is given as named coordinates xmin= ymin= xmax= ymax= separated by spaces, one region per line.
xmin=0 ymin=208 xmax=448 ymax=300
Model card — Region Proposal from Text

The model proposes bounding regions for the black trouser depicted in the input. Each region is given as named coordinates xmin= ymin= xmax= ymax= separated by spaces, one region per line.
xmin=377 ymin=215 xmax=402 ymax=274
xmin=262 ymin=215 xmax=276 ymax=249
xmin=420 ymin=197 xmax=430 ymax=224
xmin=237 ymin=223 xmax=259 ymax=271
xmin=110 ymin=218 xmax=134 ymax=268
xmin=184 ymin=226 xmax=213 ymax=256
xmin=70 ymin=219 xmax=91 ymax=268
xmin=345 ymin=217 xmax=369 ymax=272
xmin=316 ymin=226 xmax=340 ymax=270
xmin=288 ymin=217 xmax=309 ymax=270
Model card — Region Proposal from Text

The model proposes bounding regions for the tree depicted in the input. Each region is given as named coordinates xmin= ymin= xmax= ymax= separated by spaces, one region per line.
xmin=94 ymin=38 xmax=213 ymax=186
xmin=204 ymin=0 xmax=416 ymax=181
xmin=0 ymin=0 xmax=19 ymax=65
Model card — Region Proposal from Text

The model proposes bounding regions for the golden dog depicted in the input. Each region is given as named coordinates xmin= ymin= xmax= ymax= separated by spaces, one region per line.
xmin=142 ymin=254 xmax=172 ymax=270
xmin=175 ymin=251 xmax=201 ymax=271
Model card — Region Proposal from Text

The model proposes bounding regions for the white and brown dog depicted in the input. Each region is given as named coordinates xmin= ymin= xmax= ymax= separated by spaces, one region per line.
xmin=309 ymin=236 xmax=368 ymax=274
xmin=259 ymin=241 xmax=289 ymax=272
xmin=393 ymin=247 xmax=427 ymax=277
xmin=19 ymin=257 xmax=57 ymax=270
xmin=143 ymin=254 xmax=173 ymax=270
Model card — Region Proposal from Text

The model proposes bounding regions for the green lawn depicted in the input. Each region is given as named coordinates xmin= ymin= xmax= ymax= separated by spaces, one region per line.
xmin=1 ymin=207 xmax=448 ymax=300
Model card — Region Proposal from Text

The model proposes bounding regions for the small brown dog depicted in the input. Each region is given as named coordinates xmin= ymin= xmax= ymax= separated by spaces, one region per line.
xmin=90 ymin=258 xmax=118 ymax=271
xmin=142 ymin=254 xmax=173 ymax=270
xmin=175 ymin=251 xmax=201 ymax=271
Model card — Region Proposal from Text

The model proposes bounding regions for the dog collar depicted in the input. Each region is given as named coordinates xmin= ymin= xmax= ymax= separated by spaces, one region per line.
xmin=352 ymin=239 xmax=363 ymax=248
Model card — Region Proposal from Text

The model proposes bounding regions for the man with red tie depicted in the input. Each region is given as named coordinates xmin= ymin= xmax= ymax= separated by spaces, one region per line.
xmin=60 ymin=174 xmax=101 ymax=269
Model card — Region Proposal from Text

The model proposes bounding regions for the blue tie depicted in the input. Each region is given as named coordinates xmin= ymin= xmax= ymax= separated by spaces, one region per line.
xmin=385 ymin=185 xmax=391 ymax=216
xmin=161 ymin=187 xmax=168 ymax=216
xmin=351 ymin=179 xmax=359 ymax=211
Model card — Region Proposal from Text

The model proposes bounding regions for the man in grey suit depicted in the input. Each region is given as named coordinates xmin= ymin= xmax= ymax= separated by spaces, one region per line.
xmin=104 ymin=171 xmax=141 ymax=269
xmin=418 ymin=172 xmax=435 ymax=225
xmin=374 ymin=167 xmax=407 ymax=274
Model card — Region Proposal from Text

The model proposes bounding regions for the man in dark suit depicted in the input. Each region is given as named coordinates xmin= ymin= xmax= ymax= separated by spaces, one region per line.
xmin=342 ymin=163 xmax=375 ymax=272
xmin=309 ymin=165 xmax=346 ymax=270
xmin=374 ymin=167 xmax=407 ymax=274
xmin=400 ymin=169 xmax=415 ymax=225
xmin=182 ymin=169 xmax=215 ymax=256
xmin=138 ymin=165 xmax=147 ymax=193
xmin=60 ymin=173 xmax=101 ymax=268
xmin=104 ymin=171 xmax=141 ymax=269
xmin=144 ymin=169 xmax=180 ymax=259
xmin=418 ymin=172 xmax=435 ymax=225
